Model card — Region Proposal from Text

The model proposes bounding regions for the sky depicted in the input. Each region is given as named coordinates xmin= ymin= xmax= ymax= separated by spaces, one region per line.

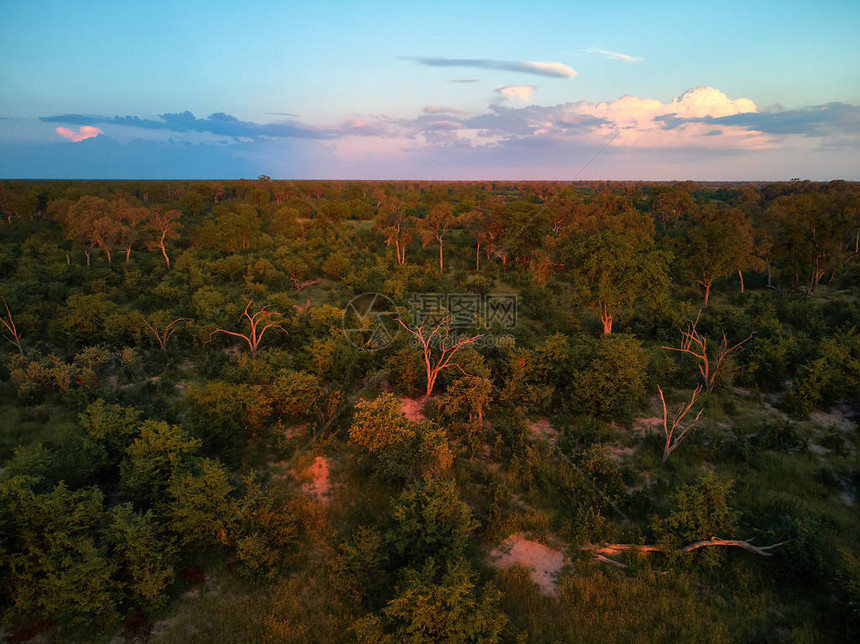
xmin=0 ymin=0 xmax=858 ymax=180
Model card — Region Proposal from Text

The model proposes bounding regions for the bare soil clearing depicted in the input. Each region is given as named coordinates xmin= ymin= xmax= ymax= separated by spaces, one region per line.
xmin=301 ymin=456 xmax=331 ymax=503
xmin=490 ymin=532 xmax=569 ymax=596
xmin=400 ymin=397 xmax=427 ymax=423
xmin=528 ymin=417 xmax=560 ymax=444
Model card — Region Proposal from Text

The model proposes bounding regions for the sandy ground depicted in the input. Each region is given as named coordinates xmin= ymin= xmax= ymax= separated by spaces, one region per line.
xmin=810 ymin=405 xmax=856 ymax=432
xmin=604 ymin=444 xmax=634 ymax=463
xmin=633 ymin=416 xmax=663 ymax=436
xmin=301 ymin=456 xmax=331 ymax=503
xmin=400 ymin=397 xmax=427 ymax=423
xmin=528 ymin=418 xmax=560 ymax=444
xmin=491 ymin=533 xmax=569 ymax=596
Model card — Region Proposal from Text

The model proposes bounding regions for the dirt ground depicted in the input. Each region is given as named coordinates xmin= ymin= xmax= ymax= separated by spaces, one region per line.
xmin=400 ymin=397 xmax=427 ymax=423
xmin=300 ymin=456 xmax=331 ymax=503
xmin=490 ymin=532 xmax=570 ymax=596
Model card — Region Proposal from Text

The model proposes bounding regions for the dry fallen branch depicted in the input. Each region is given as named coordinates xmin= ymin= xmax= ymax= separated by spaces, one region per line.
xmin=583 ymin=537 xmax=785 ymax=564
xmin=290 ymin=274 xmax=323 ymax=291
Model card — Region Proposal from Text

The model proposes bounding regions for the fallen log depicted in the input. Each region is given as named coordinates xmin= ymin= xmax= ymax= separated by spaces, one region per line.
xmin=583 ymin=537 xmax=785 ymax=563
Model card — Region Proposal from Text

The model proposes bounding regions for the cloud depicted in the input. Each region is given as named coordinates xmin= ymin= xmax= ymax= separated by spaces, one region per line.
xmin=55 ymin=125 xmax=103 ymax=142
xmin=42 ymin=111 xmax=330 ymax=139
xmin=424 ymin=106 xmax=466 ymax=114
xmin=658 ymin=101 xmax=860 ymax=137
xmin=449 ymin=79 xmax=479 ymax=83
xmin=587 ymin=47 xmax=643 ymax=63
xmin=495 ymin=85 xmax=535 ymax=101
xmin=402 ymin=56 xmax=576 ymax=78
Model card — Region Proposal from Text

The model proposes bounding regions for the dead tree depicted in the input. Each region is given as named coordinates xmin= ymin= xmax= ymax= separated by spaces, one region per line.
xmin=141 ymin=315 xmax=191 ymax=351
xmin=662 ymin=313 xmax=754 ymax=393
xmin=1 ymin=297 xmax=24 ymax=356
xmin=206 ymin=299 xmax=286 ymax=359
xmin=396 ymin=314 xmax=483 ymax=397
xmin=583 ymin=538 xmax=785 ymax=568
xmin=657 ymin=384 xmax=703 ymax=464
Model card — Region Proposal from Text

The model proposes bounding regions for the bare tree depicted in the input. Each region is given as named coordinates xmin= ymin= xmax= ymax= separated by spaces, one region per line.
xmin=141 ymin=313 xmax=191 ymax=351
xmin=1 ymin=297 xmax=24 ymax=356
xmin=206 ymin=299 xmax=286 ymax=358
xmin=662 ymin=313 xmax=754 ymax=392
xmin=396 ymin=314 xmax=483 ymax=397
xmin=657 ymin=385 xmax=703 ymax=464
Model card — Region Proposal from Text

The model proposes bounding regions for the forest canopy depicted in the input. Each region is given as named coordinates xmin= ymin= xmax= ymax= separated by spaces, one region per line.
xmin=0 ymin=178 xmax=858 ymax=642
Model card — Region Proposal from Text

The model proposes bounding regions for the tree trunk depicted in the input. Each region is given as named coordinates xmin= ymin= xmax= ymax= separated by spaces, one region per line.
xmin=738 ymin=268 xmax=744 ymax=293
xmin=160 ymin=242 xmax=170 ymax=269
xmin=703 ymin=282 xmax=711 ymax=306
xmin=438 ymin=239 xmax=444 ymax=273
xmin=126 ymin=247 xmax=132 ymax=262
xmin=476 ymin=242 xmax=481 ymax=272
xmin=85 ymin=250 xmax=90 ymax=266
xmin=601 ymin=305 xmax=613 ymax=335
xmin=104 ymin=246 xmax=112 ymax=263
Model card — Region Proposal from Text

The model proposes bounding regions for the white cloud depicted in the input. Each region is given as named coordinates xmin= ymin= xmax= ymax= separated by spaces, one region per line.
xmin=587 ymin=47 xmax=643 ymax=63
xmin=520 ymin=61 xmax=577 ymax=78
xmin=495 ymin=85 xmax=535 ymax=101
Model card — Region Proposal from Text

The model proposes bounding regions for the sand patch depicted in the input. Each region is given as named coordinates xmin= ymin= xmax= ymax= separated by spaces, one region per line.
xmin=529 ymin=418 xmax=560 ymax=444
xmin=605 ymin=444 xmax=634 ymax=463
xmin=301 ymin=456 xmax=331 ymax=503
xmin=491 ymin=533 xmax=569 ymax=596
xmin=810 ymin=406 xmax=856 ymax=432
xmin=633 ymin=416 xmax=663 ymax=436
xmin=400 ymin=397 xmax=427 ymax=423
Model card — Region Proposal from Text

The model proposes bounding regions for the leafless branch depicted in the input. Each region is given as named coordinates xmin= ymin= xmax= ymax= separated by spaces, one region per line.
xmin=657 ymin=384 xmax=703 ymax=464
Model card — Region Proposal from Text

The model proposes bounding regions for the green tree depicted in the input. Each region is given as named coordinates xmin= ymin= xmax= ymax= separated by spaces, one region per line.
xmin=165 ymin=458 xmax=234 ymax=547
xmin=562 ymin=225 xmax=669 ymax=335
xmin=388 ymin=478 xmax=476 ymax=564
xmin=353 ymin=561 xmax=506 ymax=644
xmin=105 ymin=503 xmax=176 ymax=609
xmin=419 ymin=203 xmax=456 ymax=273
xmin=120 ymin=420 xmax=201 ymax=505
xmin=349 ymin=392 xmax=412 ymax=453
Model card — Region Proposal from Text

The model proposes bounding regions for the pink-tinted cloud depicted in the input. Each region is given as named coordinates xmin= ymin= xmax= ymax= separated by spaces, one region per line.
xmin=55 ymin=125 xmax=103 ymax=142
xmin=496 ymin=85 xmax=535 ymax=101
xmin=423 ymin=106 xmax=466 ymax=114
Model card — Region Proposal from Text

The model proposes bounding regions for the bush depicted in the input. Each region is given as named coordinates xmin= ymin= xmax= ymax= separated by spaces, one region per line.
xmin=388 ymin=478 xmax=476 ymax=566
xmin=572 ymin=335 xmax=647 ymax=420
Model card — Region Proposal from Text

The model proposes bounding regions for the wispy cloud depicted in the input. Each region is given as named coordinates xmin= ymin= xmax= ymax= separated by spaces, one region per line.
xmin=424 ymin=106 xmax=467 ymax=114
xmin=41 ymin=111 xmax=330 ymax=139
xmin=587 ymin=47 xmax=643 ymax=63
xmin=495 ymin=85 xmax=535 ymax=101
xmin=402 ymin=56 xmax=576 ymax=78
xmin=449 ymin=78 xmax=479 ymax=83
xmin=55 ymin=125 xmax=103 ymax=142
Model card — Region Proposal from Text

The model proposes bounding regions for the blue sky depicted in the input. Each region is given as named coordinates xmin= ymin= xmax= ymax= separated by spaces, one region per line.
xmin=1 ymin=0 xmax=858 ymax=179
